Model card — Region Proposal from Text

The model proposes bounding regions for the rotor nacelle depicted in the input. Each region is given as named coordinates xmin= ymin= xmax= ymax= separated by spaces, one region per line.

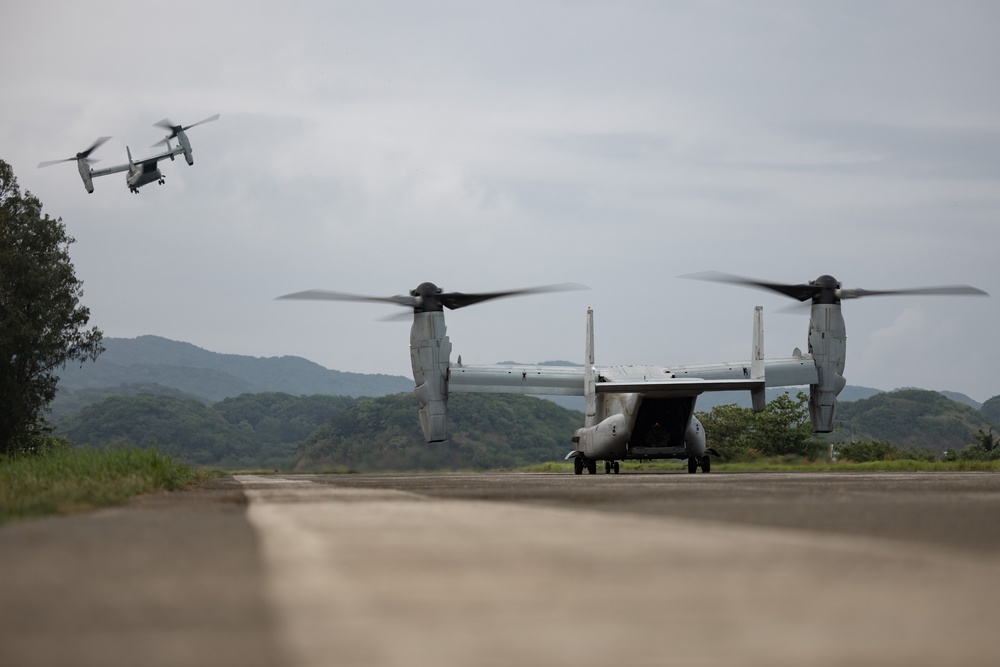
xmin=153 ymin=114 xmax=218 ymax=167
xmin=176 ymin=129 xmax=194 ymax=165
xmin=76 ymin=158 xmax=95 ymax=193
xmin=685 ymin=271 xmax=987 ymax=433
xmin=410 ymin=310 xmax=452 ymax=442
xmin=806 ymin=302 xmax=848 ymax=432
xmin=276 ymin=281 xmax=585 ymax=443
xmin=38 ymin=136 xmax=110 ymax=194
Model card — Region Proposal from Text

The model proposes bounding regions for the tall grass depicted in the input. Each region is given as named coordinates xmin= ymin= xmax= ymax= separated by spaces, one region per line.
xmin=0 ymin=446 xmax=217 ymax=524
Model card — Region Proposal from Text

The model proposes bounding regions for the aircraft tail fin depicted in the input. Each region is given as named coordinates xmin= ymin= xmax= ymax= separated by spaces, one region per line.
xmin=584 ymin=308 xmax=597 ymax=425
xmin=751 ymin=305 xmax=766 ymax=412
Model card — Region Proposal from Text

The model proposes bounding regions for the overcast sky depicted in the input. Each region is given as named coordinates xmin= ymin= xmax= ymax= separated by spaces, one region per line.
xmin=2 ymin=1 xmax=998 ymax=401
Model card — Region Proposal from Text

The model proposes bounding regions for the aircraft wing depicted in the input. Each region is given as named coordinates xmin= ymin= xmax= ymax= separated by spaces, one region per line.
xmin=668 ymin=356 xmax=818 ymax=387
xmin=449 ymin=356 xmax=818 ymax=397
xmin=449 ymin=364 xmax=585 ymax=395
xmin=595 ymin=377 xmax=764 ymax=396
xmin=136 ymin=146 xmax=184 ymax=168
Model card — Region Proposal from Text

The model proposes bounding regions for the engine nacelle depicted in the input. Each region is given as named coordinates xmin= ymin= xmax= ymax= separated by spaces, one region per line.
xmin=77 ymin=159 xmax=94 ymax=193
xmin=177 ymin=130 xmax=194 ymax=165
xmin=410 ymin=311 xmax=451 ymax=442
xmin=807 ymin=303 xmax=847 ymax=432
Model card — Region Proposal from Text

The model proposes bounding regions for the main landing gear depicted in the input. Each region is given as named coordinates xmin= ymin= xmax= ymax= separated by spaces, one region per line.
xmin=574 ymin=457 xmax=619 ymax=474
xmin=687 ymin=455 xmax=711 ymax=474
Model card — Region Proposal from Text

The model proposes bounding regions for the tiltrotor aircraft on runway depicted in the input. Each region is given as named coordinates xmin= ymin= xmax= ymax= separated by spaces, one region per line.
xmin=37 ymin=114 xmax=219 ymax=193
xmin=278 ymin=274 xmax=986 ymax=475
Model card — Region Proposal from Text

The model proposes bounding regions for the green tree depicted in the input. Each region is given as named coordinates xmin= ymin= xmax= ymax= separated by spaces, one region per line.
xmin=957 ymin=427 xmax=1000 ymax=461
xmin=974 ymin=427 xmax=998 ymax=452
xmin=0 ymin=159 xmax=103 ymax=455
xmin=56 ymin=394 xmax=258 ymax=467
xmin=697 ymin=391 xmax=815 ymax=460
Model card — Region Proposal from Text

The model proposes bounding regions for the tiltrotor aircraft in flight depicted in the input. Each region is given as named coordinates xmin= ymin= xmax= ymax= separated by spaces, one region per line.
xmin=278 ymin=274 xmax=986 ymax=475
xmin=37 ymin=114 xmax=219 ymax=193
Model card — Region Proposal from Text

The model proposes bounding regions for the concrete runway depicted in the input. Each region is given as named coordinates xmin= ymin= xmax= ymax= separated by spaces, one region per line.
xmin=2 ymin=471 xmax=1000 ymax=667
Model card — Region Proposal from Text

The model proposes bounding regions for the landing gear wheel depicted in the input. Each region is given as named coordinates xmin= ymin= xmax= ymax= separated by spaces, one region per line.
xmin=605 ymin=461 xmax=612 ymax=474
xmin=574 ymin=457 xmax=584 ymax=475
xmin=588 ymin=459 xmax=598 ymax=475
xmin=612 ymin=461 xmax=620 ymax=474
xmin=687 ymin=457 xmax=698 ymax=474
xmin=701 ymin=455 xmax=711 ymax=473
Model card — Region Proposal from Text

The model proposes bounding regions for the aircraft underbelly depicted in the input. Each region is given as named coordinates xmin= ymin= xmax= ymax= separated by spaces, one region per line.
xmin=129 ymin=170 xmax=161 ymax=188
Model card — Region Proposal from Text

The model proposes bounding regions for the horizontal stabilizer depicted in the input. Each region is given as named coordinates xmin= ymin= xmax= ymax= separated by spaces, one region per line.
xmin=595 ymin=377 xmax=765 ymax=396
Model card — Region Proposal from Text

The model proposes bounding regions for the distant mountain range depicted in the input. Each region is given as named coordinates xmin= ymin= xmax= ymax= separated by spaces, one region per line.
xmin=56 ymin=335 xmax=412 ymax=403
xmin=53 ymin=335 xmax=990 ymax=420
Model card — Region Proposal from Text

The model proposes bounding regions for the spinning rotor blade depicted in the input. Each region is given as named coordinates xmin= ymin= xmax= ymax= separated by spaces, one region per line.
xmin=438 ymin=283 xmax=587 ymax=310
xmin=154 ymin=114 xmax=220 ymax=140
xmin=276 ymin=289 xmax=418 ymax=309
xmin=38 ymin=157 xmax=77 ymax=168
xmin=685 ymin=271 xmax=988 ymax=303
xmin=38 ymin=136 xmax=111 ymax=168
xmin=682 ymin=272 xmax=821 ymax=302
xmin=277 ymin=282 xmax=587 ymax=316
xmin=839 ymin=285 xmax=988 ymax=299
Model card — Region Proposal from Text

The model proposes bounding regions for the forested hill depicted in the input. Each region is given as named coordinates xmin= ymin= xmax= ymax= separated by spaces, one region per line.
xmin=295 ymin=393 xmax=584 ymax=471
xmin=56 ymin=335 xmax=412 ymax=401
xmin=830 ymin=389 xmax=997 ymax=454
xmin=54 ymin=391 xmax=584 ymax=470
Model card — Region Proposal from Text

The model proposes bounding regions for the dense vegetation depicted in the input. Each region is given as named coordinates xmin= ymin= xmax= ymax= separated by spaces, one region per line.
xmin=47 ymin=386 xmax=1000 ymax=470
xmin=830 ymin=389 xmax=995 ymax=455
xmin=296 ymin=393 xmax=583 ymax=470
xmin=51 ymin=390 xmax=583 ymax=470
xmin=56 ymin=392 xmax=358 ymax=468
xmin=696 ymin=392 xmax=816 ymax=460
xmin=694 ymin=388 xmax=1000 ymax=464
